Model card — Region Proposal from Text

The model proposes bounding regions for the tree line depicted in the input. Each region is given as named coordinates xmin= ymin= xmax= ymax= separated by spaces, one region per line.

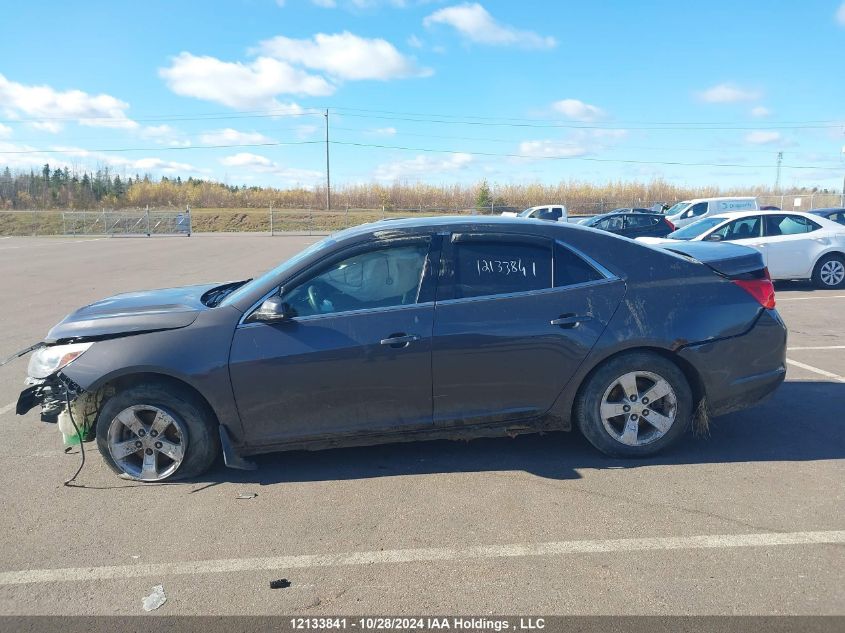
xmin=0 ymin=164 xmax=839 ymax=212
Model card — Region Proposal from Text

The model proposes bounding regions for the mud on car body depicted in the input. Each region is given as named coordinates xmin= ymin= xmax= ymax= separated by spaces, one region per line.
xmin=15 ymin=216 xmax=787 ymax=482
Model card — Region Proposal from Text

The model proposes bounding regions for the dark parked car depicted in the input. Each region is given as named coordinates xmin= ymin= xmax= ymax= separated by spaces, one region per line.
xmin=579 ymin=211 xmax=676 ymax=239
xmin=17 ymin=217 xmax=786 ymax=482
xmin=811 ymin=208 xmax=845 ymax=226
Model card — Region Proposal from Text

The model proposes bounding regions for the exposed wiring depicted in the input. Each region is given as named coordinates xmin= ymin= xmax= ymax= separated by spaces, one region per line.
xmin=62 ymin=390 xmax=85 ymax=487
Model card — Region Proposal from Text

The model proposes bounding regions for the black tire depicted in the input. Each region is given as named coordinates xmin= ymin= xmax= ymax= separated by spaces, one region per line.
xmin=574 ymin=351 xmax=693 ymax=458
xmin=96 ymin=381 xmax=220 ymax=481
xmin=811 ymin=253 xmax=845 ymax=289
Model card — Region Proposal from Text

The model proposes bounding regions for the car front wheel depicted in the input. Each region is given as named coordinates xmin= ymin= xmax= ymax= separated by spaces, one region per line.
xmin=96 ymin=381 xmax=219 ymax=481
xmin=575 ymin=352 xmax=693 ymax=457
xmin=812 ymin=254 xmax=845 ymax=289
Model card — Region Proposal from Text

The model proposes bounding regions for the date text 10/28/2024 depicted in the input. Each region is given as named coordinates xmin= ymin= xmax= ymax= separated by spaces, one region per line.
xmin=290 ymin=618 xmax=547 ymax=631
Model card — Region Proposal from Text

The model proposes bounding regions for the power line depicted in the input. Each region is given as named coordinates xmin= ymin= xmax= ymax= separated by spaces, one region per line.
xmin=330 ymin=125 xmax=819 ymax=156
xmin=0 ymin=140 xmax=323 ymax=155
xmin=0 ymin=138 xmax=837 ymax=172
xmin=329 ymin=140 xmax=837 ymax=171
xmin=335 ymin=112 xmax=844 ymax=131
xmin=330 ymin=106 xmax=844 ymax=126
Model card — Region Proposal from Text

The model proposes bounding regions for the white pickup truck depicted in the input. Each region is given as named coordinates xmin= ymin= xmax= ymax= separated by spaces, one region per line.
xmin=501 ymin=204 xmax=568 ymax=222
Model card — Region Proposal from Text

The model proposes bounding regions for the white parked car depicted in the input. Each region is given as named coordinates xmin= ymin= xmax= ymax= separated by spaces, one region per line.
xmin=501 ymin=204 xmax=567 ymax=222
xmin=664 ymin=196 xmax=758 ymax=229
xmin=638 ymin=210 xmax=845 ymax=289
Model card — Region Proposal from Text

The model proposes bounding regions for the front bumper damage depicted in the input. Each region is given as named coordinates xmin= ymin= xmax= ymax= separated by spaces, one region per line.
xmin=17 ymin=373 xmax=102 ymax=445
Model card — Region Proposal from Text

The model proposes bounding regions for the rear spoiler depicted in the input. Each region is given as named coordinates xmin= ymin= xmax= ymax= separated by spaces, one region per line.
xmin=660 ymin=241 xmax=766 ymax=279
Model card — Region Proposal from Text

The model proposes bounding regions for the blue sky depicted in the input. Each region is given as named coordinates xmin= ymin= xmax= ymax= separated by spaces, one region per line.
xmin=1 ymin=0 xmax=844 ymax=190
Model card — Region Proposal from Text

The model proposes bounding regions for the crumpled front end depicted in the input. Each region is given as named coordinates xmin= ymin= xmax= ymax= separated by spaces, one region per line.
xmin=17 ymin=372 xmax=107 ymax=446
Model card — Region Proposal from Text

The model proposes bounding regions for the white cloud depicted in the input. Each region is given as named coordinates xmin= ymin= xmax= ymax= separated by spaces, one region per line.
xmin=423 ymin=3 xmax=556 ymax=49
xmin=199 ymin=128 xmax=274 ymax=145
xmin=0 ymin=73 xmax=137 ymax=132
xmin=552 ymin=99 xmax=604 ymax=122
xmin=745 ymin=131 xmax=782 ymax=145
xmin=221 ymin=152 xmax=273 ymax=167
xmin=0 ymin=123 xmax=13 ymax=138
xmin=374 ymin=152 xmax=473 ymax=181
xmin=47 ymin=145 xmax=205 ymax=175
xmin=219 ymin=152 xmax=322 ymax=184
xmin=697 ymin=83 xmax=761 ymax=103
xmin=373 ymin=126 xmax=397 ymax=135
xmin=517 ymin=140 xmax=589 ymax=159
xmin=837 ymin=2 xmax=845 ymax=25
xmin=750 ymin=106 xmax=771 ymax=118
xmin=139 ymin=124 xmax=191 ymax=147
xmin=255 ymin=32 xmax=431 ymax=81
xmin=159 ymin=53 xmax=332 ymax=109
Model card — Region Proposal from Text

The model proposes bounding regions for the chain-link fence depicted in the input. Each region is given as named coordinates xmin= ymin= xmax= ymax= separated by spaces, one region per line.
xmin=1 ymin=196 xmax=843 ymax=237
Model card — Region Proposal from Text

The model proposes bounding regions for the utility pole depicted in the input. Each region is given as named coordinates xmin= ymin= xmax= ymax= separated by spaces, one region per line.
xmin=774 ymin=151 xmax=783 ymax=192
xmin=324 ymin=109 xmax=331 ymax=211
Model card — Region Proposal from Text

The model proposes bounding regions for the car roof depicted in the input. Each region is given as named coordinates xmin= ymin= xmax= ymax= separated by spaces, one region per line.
xmin=811 ymin=207 xmax=845 ymax=214
xmin=330 ymin=214 xmax=575 ymax=242
xmin=683 ymin=196 xmax=757 ymax=203
xmin=705 ymin=209 xmax=826 ymax=221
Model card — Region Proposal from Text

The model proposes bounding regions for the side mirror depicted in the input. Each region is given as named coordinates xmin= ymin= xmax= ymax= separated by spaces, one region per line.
xmin=248 ymin=295 xmax=294 ymax=323
xmin=705 ymin=233 xmax=723 ymax=242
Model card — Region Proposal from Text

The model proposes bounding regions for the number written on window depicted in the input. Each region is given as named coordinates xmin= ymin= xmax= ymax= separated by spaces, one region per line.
xmin=476 ymin=258 xmax=537 ymax=277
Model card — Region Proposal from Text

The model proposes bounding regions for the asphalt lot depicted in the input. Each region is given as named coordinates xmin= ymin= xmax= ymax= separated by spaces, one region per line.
xmin=0 ymin=233 xmax=842 ymax=615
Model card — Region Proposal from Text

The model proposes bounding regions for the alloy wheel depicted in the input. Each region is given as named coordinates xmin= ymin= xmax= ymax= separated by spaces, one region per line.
xmin=600 ymin=371 xmax=678 ymax=447
xmin=819 ymin=259 xmax=845 ymax=287
xmin=106 ymin=404 xmax=187 ymax=481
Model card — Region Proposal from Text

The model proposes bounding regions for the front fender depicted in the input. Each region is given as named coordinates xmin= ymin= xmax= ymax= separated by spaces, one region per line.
xmin=59 ymin=308 xmax=246 ymax=441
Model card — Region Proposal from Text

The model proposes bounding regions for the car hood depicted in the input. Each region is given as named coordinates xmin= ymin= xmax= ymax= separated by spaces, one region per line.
xmin=45 ymin=283 xmax=221 ymax=343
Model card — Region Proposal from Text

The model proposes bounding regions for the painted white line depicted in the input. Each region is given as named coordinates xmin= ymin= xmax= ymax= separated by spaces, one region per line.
xmin=0 ymin=530 xmax=842 ymax=586
xmin=788 ymin=346 xmax=845 ymax=351
xmin=0 ymin=401 xmax=16 ymax=417
xmin=778 ymin=295 xmax=845 ymax=302
xmin=786 ymin=358 xmax=845 ymax=383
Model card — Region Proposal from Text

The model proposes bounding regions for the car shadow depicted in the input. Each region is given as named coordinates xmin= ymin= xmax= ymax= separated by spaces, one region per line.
xmin=190 ymin=380 xmax=844 ymax=486
xmin=774 ymin=280 xmax=819 ymax=292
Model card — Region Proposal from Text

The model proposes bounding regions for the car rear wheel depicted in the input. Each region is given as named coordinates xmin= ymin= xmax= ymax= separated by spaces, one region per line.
xmin=812 ymin=254 xmax=845 ymax=289
xmin=96 ymin=382 xmax=219 ymax=481
xmin=574 ymin=352 xmax=693 ymax=457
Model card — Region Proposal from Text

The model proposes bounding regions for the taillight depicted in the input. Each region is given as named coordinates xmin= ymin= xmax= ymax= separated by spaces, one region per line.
xmin=732 ymin=268 xmax=776 ymax=309
xmin=663 ymin=218 xmax=675 ymax=230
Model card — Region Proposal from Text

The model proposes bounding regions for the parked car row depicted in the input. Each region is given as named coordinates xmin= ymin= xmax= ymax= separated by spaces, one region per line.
xmin=638 ymin=210 xmax=845 ymax=289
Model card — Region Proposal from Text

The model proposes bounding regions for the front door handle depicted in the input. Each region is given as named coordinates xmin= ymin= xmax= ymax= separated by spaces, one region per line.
xmin=550 ymin=314 xmax=592 ymax=328
xmin=380 ymin=333 xmax=420 ymax=348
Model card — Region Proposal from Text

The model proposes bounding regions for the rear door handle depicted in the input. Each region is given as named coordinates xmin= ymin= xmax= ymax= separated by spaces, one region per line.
xmin=380 ymin=333 xmax=420 ymax=348
xmin=550 ymin=314 xmax=592 ymax=328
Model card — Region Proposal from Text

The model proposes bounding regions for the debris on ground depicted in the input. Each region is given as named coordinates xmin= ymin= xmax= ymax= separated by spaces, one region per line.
xmin=270 ymin=578 xmax=291 ymax=589
xmin=236 ymin=492 xmax=258 ymax=499
xmin=142 ymin=585 xmax=167 ymax=611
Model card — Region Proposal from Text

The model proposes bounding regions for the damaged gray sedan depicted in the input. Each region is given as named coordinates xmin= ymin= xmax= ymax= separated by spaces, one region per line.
xmin=16 ymin=217 xmax=787 ymax=482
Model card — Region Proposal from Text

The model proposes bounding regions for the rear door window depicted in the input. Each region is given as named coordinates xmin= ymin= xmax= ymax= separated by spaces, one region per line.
xmin=765 ymin=214 xmax=821 ymax=236
xmin=447 ymin=237 xmax=552 ymax=299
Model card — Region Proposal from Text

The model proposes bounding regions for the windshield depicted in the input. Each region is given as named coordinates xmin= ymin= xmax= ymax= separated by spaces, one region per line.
xmin=665 ymin=202 xmax=691 ymax=216
xmin=666 ymin=217 xmax=726 ymax=240
xmin=518 ymin=208 xmax=535 ymax=217
xmin=219 ymin=236 xmax=335 ymax=307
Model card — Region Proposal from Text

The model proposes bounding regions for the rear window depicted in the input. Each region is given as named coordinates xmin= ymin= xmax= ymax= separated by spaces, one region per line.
xmin=451 ymin=240 xmax=552 ymax=299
